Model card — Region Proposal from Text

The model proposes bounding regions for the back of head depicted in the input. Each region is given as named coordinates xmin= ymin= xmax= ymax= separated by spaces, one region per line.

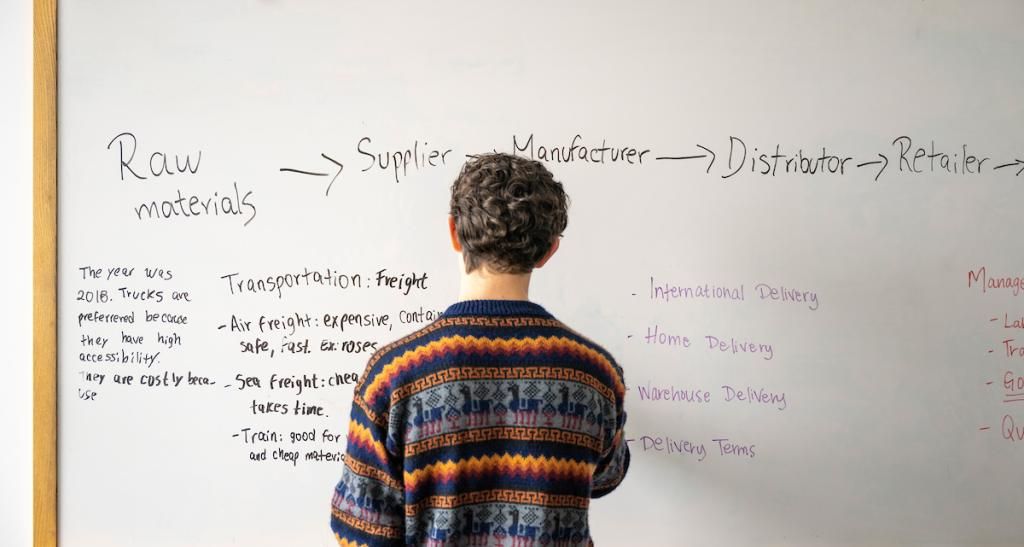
xmin=449 ymin=153 xmax=569 ymax=274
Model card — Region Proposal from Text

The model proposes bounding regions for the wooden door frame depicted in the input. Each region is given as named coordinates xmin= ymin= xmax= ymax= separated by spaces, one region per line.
xmin=34 ymin=0 xmax=58 ymax=545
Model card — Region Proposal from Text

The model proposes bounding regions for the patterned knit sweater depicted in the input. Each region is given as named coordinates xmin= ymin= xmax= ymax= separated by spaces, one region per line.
xmin=330 ymin=299 xmax=629 ymax=546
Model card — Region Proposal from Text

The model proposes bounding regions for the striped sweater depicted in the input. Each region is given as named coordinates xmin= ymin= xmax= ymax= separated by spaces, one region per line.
xmin=330 ymin=299 xmax=629 ymax=546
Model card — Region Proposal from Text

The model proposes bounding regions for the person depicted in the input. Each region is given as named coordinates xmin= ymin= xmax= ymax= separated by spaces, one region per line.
xmin=330 ymin=153 xmax=629 ymax=546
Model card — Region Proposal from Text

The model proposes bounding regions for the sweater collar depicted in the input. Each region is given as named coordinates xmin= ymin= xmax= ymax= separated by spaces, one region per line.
xmin=442 ymin=299 xmax=553 ymax=318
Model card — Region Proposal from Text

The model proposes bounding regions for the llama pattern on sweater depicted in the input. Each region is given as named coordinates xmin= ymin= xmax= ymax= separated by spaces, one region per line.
xmin=331 ymin=300 xmax=629 ymax=547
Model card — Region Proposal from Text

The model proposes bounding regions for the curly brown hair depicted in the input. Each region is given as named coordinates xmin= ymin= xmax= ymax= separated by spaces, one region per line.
xmin=449 ymin=153 xmax=569 ymax=274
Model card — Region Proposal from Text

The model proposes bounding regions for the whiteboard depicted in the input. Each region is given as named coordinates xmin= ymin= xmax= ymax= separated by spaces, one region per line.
xmin=58 ymin=1 xmax=1024 ymax=545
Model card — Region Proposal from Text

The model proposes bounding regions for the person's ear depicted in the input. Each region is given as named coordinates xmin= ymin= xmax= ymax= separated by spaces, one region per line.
xmin=534 ymin=237 xmax=560 ymax=269
xmin=448 ymin=215 xmax=462 ymax=252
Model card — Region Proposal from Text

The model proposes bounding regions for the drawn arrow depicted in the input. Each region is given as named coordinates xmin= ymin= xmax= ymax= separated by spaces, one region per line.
xmin=465 ymin=150 xmax=501 ymax=159
xmin=855 ymin=153 xmax=889 ymax=182
xmin=993 ymin=159 xmax=1024 ymax=176
xmin=280 ymin=153 xmax=345 ymax=197
xmin=654 ymin=144 xmax=716 ymax=174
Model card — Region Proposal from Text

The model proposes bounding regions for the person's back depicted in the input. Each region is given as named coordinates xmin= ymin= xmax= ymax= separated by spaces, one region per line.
xmin=331 ymin=153 xmax=629 ymax=546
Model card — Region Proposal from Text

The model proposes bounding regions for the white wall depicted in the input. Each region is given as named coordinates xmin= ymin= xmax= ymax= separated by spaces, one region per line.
xmin=0 ymin=0 xmax=35 ymax=546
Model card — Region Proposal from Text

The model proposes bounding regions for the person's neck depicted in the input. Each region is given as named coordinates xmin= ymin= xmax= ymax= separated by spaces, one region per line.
xmin=458 ymin=265 xmax=532 ymax=301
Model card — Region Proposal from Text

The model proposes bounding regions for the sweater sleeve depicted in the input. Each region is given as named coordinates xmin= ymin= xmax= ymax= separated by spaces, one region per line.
xmin=591 ymin=407 xmax=630 ymax=498
xmin=589 ymin=358 xmax=626 ymax=499
xmin=330 ymin=386 xmax=405 ymax=546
